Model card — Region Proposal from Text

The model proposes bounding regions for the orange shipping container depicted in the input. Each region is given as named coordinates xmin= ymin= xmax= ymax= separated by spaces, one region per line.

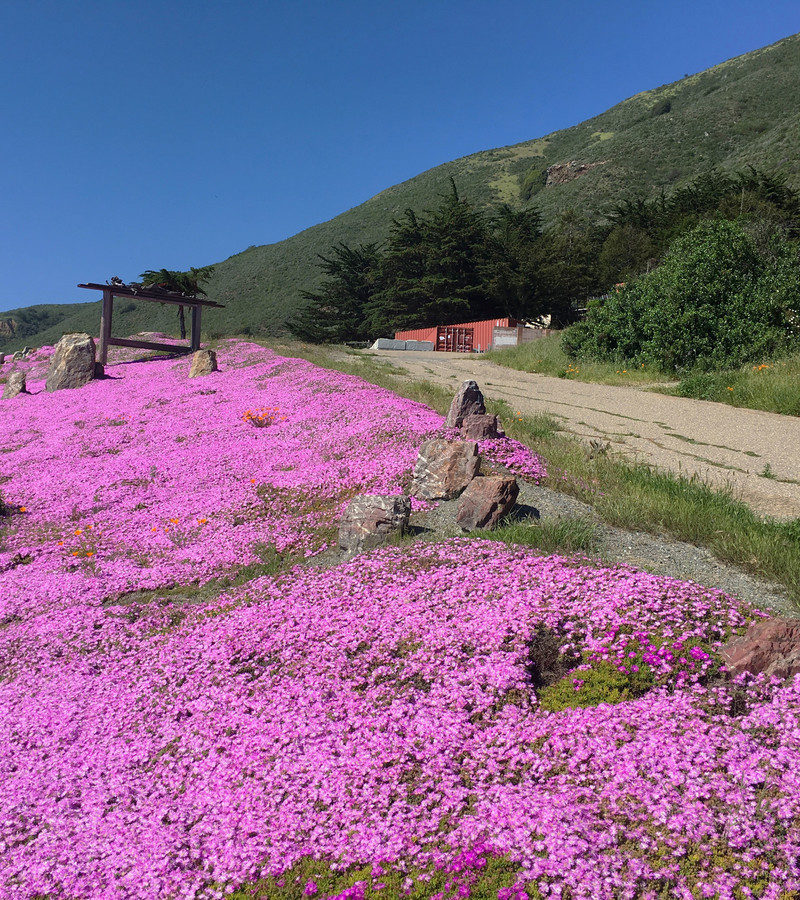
xmin=395 ymin=318 xmax=516 ymax=352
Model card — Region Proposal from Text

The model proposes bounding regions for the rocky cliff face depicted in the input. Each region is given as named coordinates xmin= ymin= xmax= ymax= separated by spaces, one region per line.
xmin=0 ymin=319 xmax=16 ymax=337
xmin=545 ymin=160 xmax=606 ymax=187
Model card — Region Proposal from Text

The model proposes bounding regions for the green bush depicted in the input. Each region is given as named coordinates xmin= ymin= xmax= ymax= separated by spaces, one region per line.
xmin=562 ymin=220 xmax=800 ymax=372
xmin=651 ymin=97 xmax=672 ymax=116
xmin=538 ymin=659 xmax=654 ymax=712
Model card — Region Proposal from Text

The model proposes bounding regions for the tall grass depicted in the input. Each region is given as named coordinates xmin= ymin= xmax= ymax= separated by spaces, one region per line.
xmin=489 ymin=334 xmax=800 ymax=419
xmin=668 ymin=355 xmax=800 ymax=416
xmin=485 ymin=333 xmax=669 ymax=386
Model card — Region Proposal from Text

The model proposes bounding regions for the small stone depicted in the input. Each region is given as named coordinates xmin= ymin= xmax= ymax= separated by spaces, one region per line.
xmin=445 ymin=380 xmax=486 ymax=428
xmin=410 ymin=439 xmax=480 ymax=500
xmin=721 ymin=617 xmax=800 ymax=679
xmin=189 ymin=349 xmax=218 ymax=378
xmin=460 ymin=413 xmax=505 ymax=440
xmin=2 ymin=371 xmax=27 ymax=399
xmin=338 ymin=494 xmax=411 ymax=552
xmin=456 ymin=476 xmax=519 ymax=531
xmin=46 ymin=333 xmax=97 ymax=392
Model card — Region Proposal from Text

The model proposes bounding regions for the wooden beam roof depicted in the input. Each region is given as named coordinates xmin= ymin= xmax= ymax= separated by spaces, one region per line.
xmin=78 ymin=283 xmax=225 ymax=309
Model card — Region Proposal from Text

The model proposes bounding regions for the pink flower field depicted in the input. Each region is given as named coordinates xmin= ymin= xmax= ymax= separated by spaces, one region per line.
xmin=1 ymin=342 xmax=799 ymax=900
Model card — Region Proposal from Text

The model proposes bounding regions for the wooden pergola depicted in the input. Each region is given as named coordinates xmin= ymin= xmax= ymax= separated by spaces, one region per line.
xmin=78 ymin=282 xmax=225 ymax=365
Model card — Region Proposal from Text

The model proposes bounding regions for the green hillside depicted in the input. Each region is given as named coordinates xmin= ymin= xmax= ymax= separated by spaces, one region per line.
xmin=3 ymin=31 xmax=800 ymax=353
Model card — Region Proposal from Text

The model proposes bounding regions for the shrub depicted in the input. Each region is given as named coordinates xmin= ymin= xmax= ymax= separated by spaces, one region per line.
xmin=563 ymin=219 xmax=800 ymax=372
xmin=538 ymin=659 xmax=654 ymax=712
xmin=650 ymin=97 xmax=672 ymax=116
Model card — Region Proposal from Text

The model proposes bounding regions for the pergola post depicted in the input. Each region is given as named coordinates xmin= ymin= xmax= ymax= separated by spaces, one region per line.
xmin=98 ymin=290 xmax=113 ymax=365
xmin=190 ymin=305 xmax=202 ymax=351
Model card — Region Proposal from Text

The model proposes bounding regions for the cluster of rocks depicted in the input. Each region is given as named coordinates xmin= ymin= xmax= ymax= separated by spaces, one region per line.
xmin=544 ymin=160 xmax=605 ymax=187
xmin=338 ymin=380 xmax=520 ymax=552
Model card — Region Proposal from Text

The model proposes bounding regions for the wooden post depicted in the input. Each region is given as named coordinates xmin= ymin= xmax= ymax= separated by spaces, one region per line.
xmin=98 ymin=290 xmax=113 ymax=365
xmin=190 ymin=304 xmax=202 ymax=351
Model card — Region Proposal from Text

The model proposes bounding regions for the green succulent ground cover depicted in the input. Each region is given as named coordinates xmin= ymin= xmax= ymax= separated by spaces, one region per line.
xmin=4 ymin=33 xmax=800 ymax=352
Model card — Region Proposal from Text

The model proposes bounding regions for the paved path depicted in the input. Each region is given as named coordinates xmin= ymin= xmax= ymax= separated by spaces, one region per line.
xmin=371 ymin=350 xmax=800 ymax=520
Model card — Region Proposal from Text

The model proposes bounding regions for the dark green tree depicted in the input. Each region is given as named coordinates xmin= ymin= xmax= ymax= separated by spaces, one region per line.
xmin=534 ymin=210 xmax=600 ymax=326
xmin=483 ymin=205 xmax=544 ymax=320
xmin=290 ymin=243 xmax=382 ymax=343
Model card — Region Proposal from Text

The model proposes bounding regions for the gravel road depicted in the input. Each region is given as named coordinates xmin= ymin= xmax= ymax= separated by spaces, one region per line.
xmin=371 ymin=349 xmax=800 ymax=520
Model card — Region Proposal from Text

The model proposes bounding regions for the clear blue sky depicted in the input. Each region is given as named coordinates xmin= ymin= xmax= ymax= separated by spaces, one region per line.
xmin=1 ymin=0 xmax=799 ymax=312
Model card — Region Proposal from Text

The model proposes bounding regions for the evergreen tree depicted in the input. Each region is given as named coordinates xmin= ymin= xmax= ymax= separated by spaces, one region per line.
xmin=290 ymin=243 xmax=381 ymax=343
xmin=483 ymin=205 xmax=543 ymax=320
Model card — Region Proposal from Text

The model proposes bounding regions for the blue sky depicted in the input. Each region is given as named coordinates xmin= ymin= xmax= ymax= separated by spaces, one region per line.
xmin=1 ymin=0 xmax=799 ymax=312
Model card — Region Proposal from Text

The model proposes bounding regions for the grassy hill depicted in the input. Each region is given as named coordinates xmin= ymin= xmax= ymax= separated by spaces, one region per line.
xmin=3 ymin=31 xmax=800 ymax=353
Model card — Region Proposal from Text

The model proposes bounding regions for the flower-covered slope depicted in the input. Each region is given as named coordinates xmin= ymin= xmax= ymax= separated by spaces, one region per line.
xmin=0 ymin=341 xmax=443 ymax=620
xmin=1 ymin=342 xmax=798 ymax=900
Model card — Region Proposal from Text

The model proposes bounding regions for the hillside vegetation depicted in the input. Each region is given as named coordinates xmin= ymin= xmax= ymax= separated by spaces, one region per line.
xmin=3 ymin=32 xmax=800 ymax=352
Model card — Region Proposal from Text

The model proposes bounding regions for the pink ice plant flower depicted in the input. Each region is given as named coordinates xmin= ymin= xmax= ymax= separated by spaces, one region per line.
xmin=0 ymin=342 xmax=796 ymax=900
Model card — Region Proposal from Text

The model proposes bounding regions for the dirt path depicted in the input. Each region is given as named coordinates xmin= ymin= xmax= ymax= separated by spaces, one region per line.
xmin=371 ymin=350 xmax=800 ymax=520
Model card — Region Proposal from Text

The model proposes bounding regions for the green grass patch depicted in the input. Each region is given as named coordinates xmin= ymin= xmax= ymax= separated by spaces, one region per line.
xmin=230 ymin=853 xmax=525 ymax=899
xmin=539 ymin=659 xmax=654 ymax=712
xmin=486 ymin=333 xmax=670 ymax=387
xmin=475 ymin=518 xmax=598 ymax=556
xmin=667 ymin=354 xmax=800 ymax=416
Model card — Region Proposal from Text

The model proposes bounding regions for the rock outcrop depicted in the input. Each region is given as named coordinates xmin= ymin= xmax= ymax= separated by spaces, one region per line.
xmin=545 ymin=160 xmax=605 ymax=187
xmin=2 ymin=371 xmax=27 ymax=399
xmin=411 ymin=439 xmax=479 ymax=500
xmin=456 ymin=476 xmax=519 ymax=531
xmin=338 ymin=494 xmax=411 ymax=552
xmin=46 ymin=334 xmax=97 ymax=392
xmin=445 ymin=381 xmax=486 ymax=429
xmin=461 ymin=413 xmax=504 ymax=440
xmin=721 ymin=618 xmax=800 ymax=679
xmin=189 ymin=349 xmax=218 ymax=378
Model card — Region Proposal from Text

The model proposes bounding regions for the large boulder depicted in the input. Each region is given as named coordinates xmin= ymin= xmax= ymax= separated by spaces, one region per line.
xmin=338 ymin=494 xmax=411 ymax=552
xmin=189 ymin=349 xmax=218 ymax=378
xmin=461 ymin=413 xmax=505 ymax=440
xmin=2 ymin=371 xmax=26 ymax=399
xmin=456 ymin=476 xmax=519 ymax=531
xmin=445 ymin=380 xmax=486 ymax=428
xmin=411 ymin=439 xmax=480 ymax=500
xmin=46 ymin=333 xmax=97 ymax=392
xmin=721 ymin=617 xmax=800 ymax=679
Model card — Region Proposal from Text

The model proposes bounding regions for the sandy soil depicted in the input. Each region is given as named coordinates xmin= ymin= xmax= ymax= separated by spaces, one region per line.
xmin=371 ymin=350 xmax=800 ymax=520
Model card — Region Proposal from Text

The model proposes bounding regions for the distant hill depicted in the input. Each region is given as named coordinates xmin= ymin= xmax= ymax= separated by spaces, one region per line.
xmin=3 ymin=31 xmax=800 ymax=353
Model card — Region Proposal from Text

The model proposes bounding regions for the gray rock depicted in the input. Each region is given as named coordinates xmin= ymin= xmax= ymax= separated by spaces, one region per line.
xmin=411 ymin=438 xmax=480 ymax=500
xmin=2 ymin=371 xmax=27 ymax=399
xmin=46 ymin=333 xmax=97 ymax=392
xmin=461 ymin=413 xmax=505 ymax=440
xmin=445 ymin=380 xmax=486 ymax=428
xmin=456 ymin=476 xmax=519 ymax=531
xmin=11 ymin=351 xmax=23 ymax=362
xmin=189 ymin=349 xmax=218 ymax=378
xmin=338 ymin=494 xmax=411 ymax=552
